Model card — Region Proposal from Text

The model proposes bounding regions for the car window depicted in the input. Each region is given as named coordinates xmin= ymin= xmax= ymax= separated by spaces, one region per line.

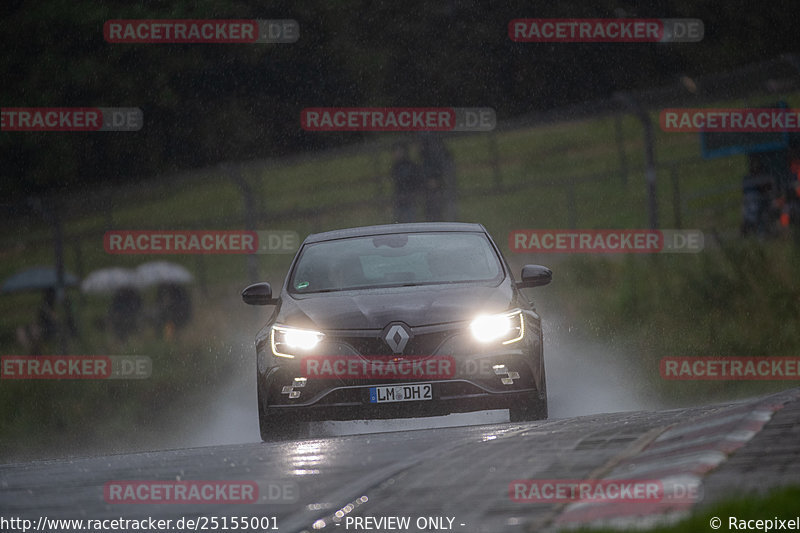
xmin=289 ymin=232 xmax=503 ymax=292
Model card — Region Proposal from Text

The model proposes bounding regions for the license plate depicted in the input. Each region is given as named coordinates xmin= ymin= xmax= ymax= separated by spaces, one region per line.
xmin=369 ymin=384 xmax=432 ymax=403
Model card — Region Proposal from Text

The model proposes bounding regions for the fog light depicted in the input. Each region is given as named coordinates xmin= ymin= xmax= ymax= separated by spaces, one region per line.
xmin=493 ymin=364 xmax=508 ymax=375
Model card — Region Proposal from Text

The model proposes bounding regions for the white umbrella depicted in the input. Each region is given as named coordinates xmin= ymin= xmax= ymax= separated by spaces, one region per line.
xmin=135 ymin=261 xmax=194 ymax=287
xmin=81 ymin=267 xmax=139 ymax=294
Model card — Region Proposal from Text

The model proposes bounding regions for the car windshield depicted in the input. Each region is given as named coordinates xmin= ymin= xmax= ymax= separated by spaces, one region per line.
xmin=289 ymin=231 xmax=503 ymax=292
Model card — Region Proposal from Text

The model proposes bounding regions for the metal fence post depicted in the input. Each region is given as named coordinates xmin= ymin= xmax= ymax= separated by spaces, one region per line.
xmin=489 ymin=132 xmax=502 ymax=192
xmin=224 ymin=163 xmax=259 ymax=284
xmin=615 ymin=112 xmax=629 ymax=186
xmin=615 ymin=92 xmax=659 ymax=229
xmin=566 ymin=179 xmax=577 ymax=229
xmin=670 ymin=164 xmax=682 ymax=229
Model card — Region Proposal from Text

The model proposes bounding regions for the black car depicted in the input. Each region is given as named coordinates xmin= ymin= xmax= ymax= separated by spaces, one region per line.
xmin=242 ymin=222 xmax=551 ymax=440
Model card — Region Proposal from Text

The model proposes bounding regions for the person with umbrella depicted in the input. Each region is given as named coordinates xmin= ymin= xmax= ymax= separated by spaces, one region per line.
xmin=2 ymin=266 xmax=79 ymax=354
xmin=81 ymin=266 xmax=143 ymax=342
xmin=156 ymin=283 xmax=192 ymax=340
xmin=135 ymin=261 xmax=194 ymax=339
xmin=107 ymin=287 xmax=143 ymax=341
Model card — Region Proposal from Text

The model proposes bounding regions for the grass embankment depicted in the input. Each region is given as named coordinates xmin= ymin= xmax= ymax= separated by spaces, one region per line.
xmin=0 ymin=282 xmax=265 ymax=461
xmin=2 ymin=94 xmax=799 ymax=458
xmin=545 ymin=239 xmax=800 ymax=406
xmin=572 ymin=485 xmax=800 ymax=533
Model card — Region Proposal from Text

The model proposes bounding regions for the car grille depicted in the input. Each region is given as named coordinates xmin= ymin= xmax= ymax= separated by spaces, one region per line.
xmin=327 ymin=325 xmax=459 ymax=357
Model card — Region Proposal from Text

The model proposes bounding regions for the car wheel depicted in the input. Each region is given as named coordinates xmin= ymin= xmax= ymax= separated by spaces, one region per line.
xmin=258 ymin=387 xmax=308 ymax=441
xmin=509 ymin=390 xmax=548 ymax=421
xmin=509 ymin=355 xmax=548 ymax=421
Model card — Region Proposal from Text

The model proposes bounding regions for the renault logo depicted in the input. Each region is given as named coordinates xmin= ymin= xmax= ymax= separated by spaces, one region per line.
xmin=383 ymin=323 xmax=411 ymax=354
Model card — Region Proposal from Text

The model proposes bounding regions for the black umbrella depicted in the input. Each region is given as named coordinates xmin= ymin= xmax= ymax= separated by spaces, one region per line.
xmin=1 ymin=266 xmax=79 ymax=294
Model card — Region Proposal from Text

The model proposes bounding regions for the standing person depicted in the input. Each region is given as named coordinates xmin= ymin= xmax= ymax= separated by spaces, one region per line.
xmin=390 ymin=141 xmax=423 ymax=223
xmin=419 ymin=133 xmax=455 ymax=221
xmin=740 ymin=155 xmax=776 ymax=238
xmin=785 ymin=145 xmax=800 ymax=239
xmin=156 ymin=283 xmax=192 ymax=340
xmin=440 ymin=139 xmax=457 ymax=222
xmin=25 ymin=288 xmax=76 ymax=354
xmin=37 ymin=288 xmax=58 ymax=343
xmin=108 ymin=287 xmax=142 ymax=341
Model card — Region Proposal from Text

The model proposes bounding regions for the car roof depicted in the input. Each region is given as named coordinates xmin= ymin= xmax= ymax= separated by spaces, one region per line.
xmin=304 ymin=222 xmax=488 ymax=244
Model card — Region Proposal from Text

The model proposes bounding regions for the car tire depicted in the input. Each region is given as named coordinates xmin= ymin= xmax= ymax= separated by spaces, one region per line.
xmin=258 ymin=387 xmax=308 ymax=441
xmin=509 ymin=354 xmax=548 ymax=421
xmin=508 ymin=390 xmax=548 ymax=421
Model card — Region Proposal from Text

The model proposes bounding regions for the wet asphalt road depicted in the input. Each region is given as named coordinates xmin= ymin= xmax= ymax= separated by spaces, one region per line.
xmin=3 ymin=319 xmax=798 ymax=533
xmin=5 ymin=392 xmax=796 ymax=533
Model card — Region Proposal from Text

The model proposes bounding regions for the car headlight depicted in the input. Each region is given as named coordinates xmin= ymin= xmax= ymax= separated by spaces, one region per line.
xmin=470 ymin=309 xmax=524 ymax=344
xmin=270 ymin=324 xmax=324 ymax=358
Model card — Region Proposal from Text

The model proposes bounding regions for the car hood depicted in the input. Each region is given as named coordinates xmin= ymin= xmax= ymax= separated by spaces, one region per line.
xmin=278 ymin=281 xmax=516 ymax=330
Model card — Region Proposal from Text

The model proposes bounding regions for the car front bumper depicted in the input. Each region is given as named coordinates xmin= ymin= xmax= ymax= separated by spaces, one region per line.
xmin=257 ymin=326 xmax=545 ymax=421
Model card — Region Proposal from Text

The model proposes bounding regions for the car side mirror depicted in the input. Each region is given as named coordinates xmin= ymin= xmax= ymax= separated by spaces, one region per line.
xmin=517 ymin=265 xmax=552 ymax=288
xmin=242 ymin=282 xmax=278 ymax=305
